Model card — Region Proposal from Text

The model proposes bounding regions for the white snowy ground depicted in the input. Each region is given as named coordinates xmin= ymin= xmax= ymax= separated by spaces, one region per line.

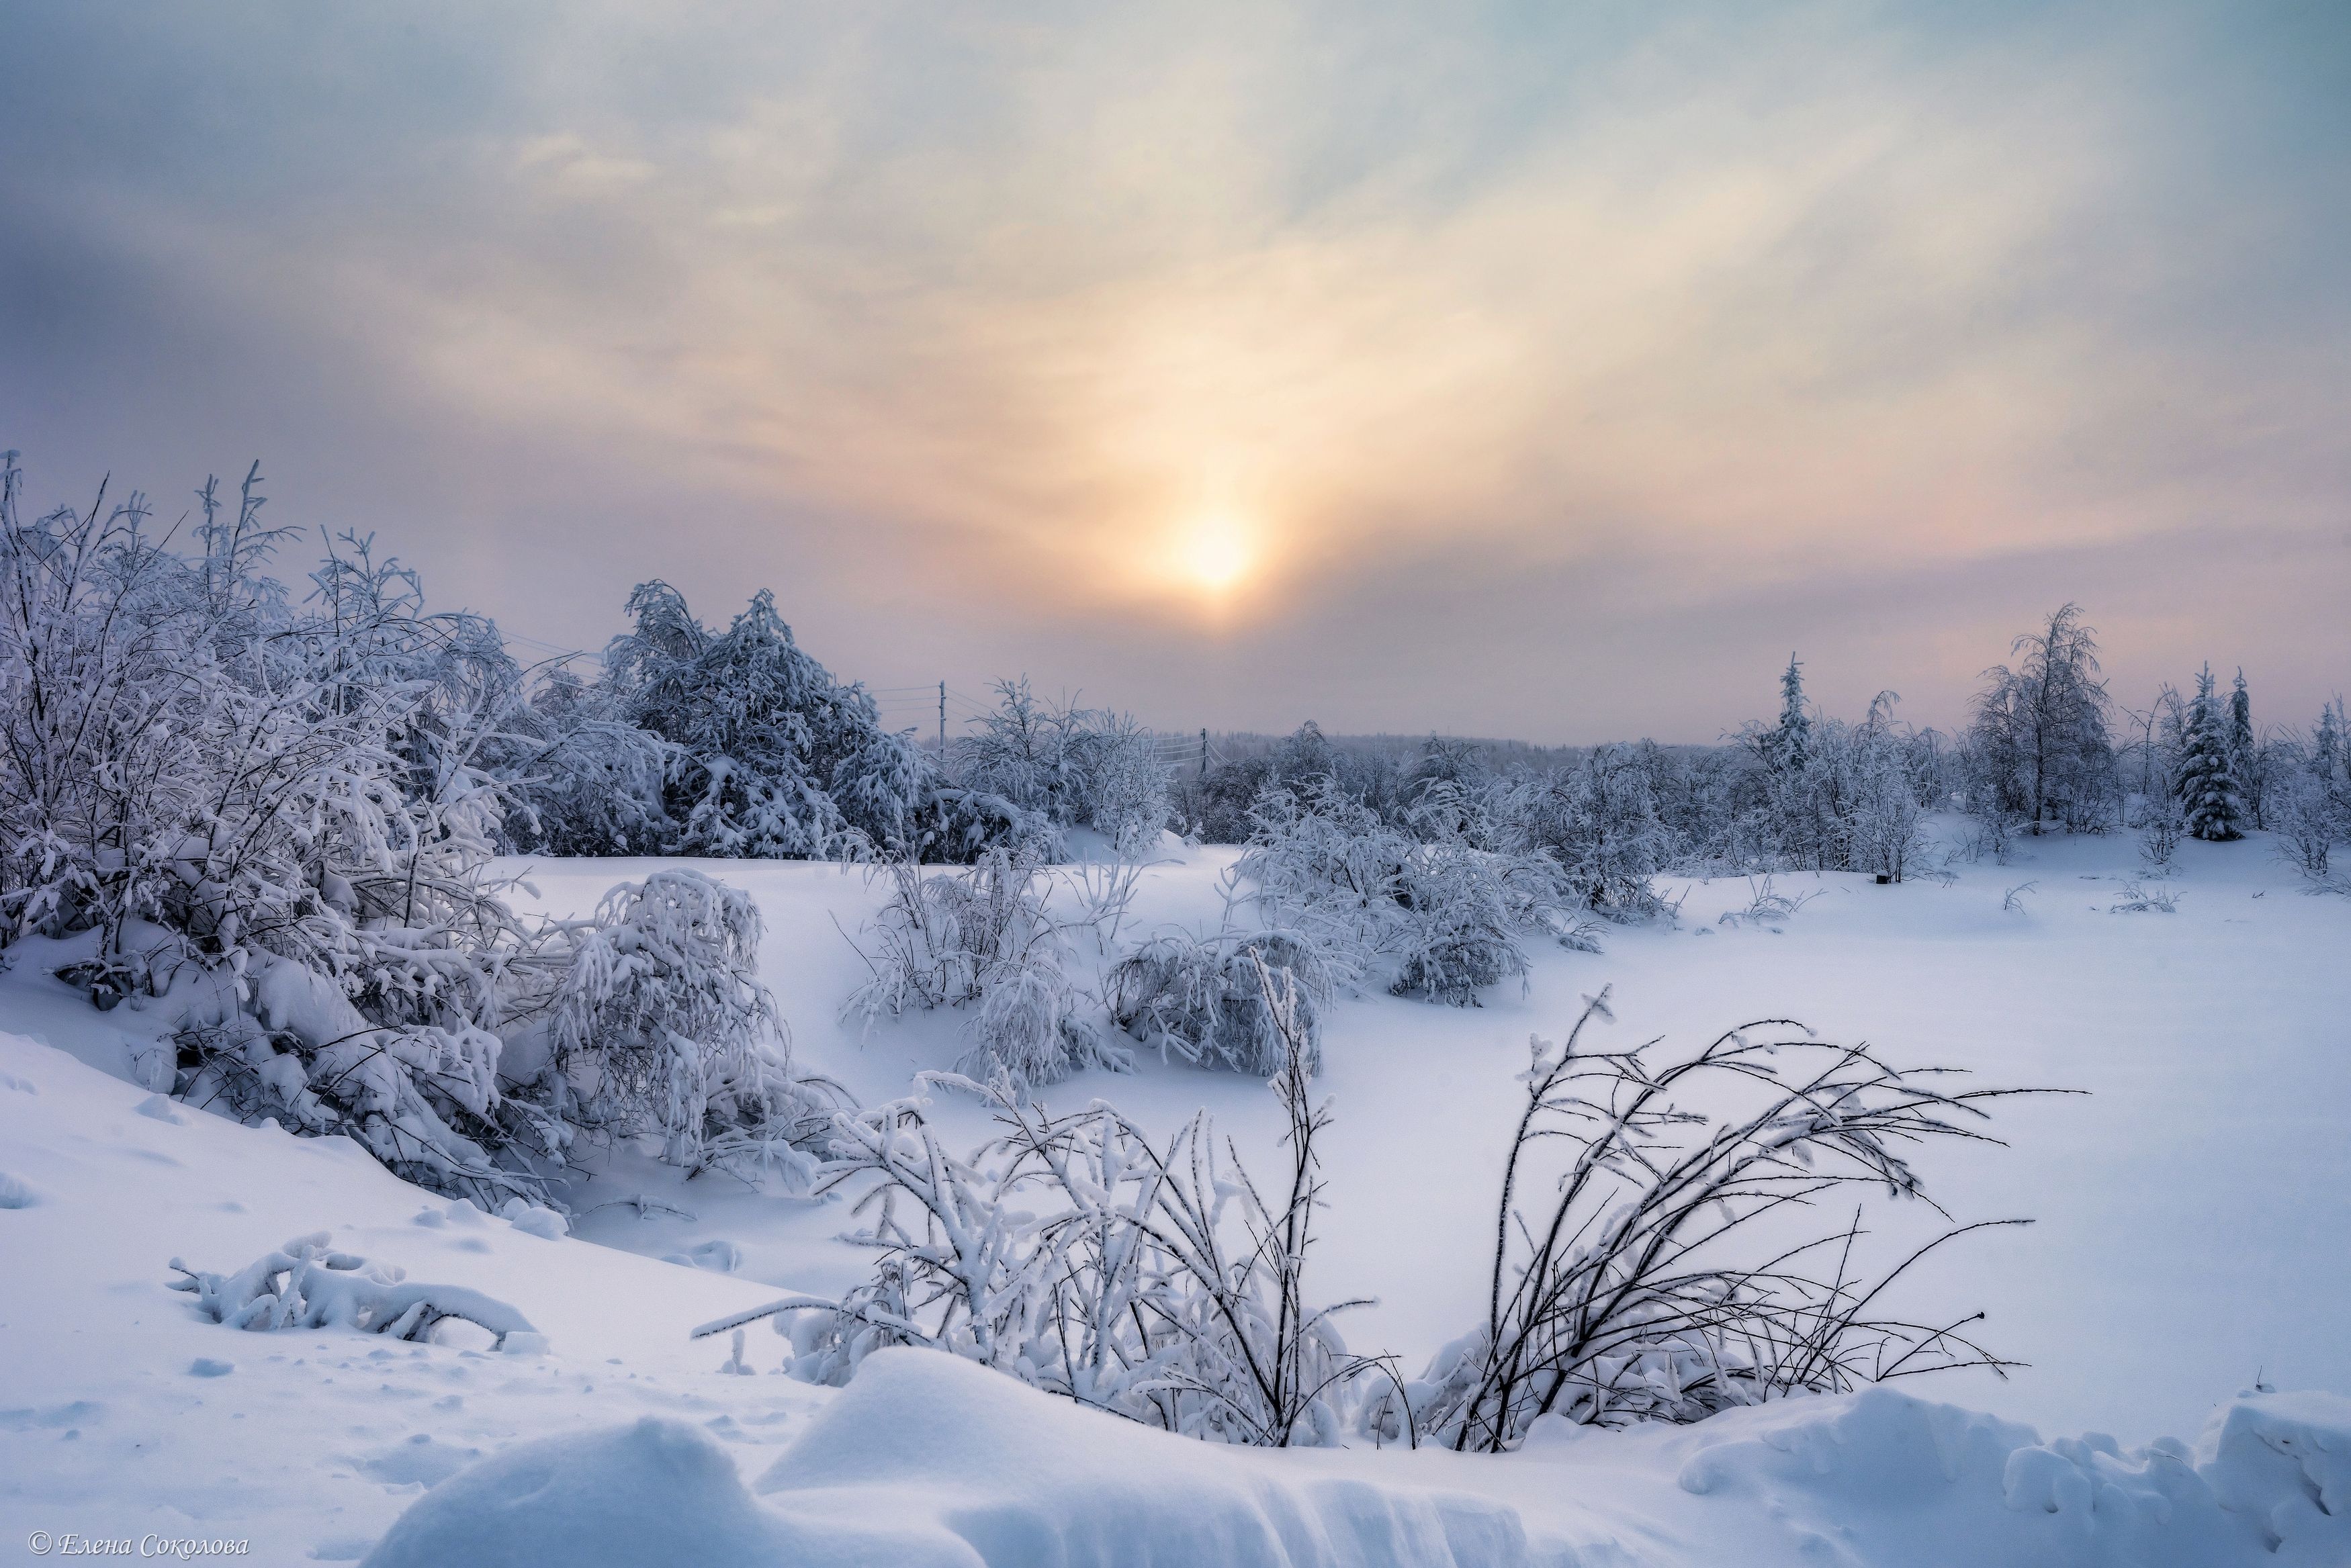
xmin=3 ymin=819 xmax=2348 ymax=1565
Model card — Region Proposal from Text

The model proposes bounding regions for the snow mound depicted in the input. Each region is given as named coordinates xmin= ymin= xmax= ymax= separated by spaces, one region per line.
xmin=758 ymin=1350 xmax=1549 ymax=1567
xmin=371 ymin=1352 xmax=2351 ymax=1567
xmin=2198 ymin=1390 xmax=2351 ymax=1564
xmin=360 ymin=1417 xmax=800 ymax=1568
xmin=1655 ymin=1382 xmax=2326 ymax=1565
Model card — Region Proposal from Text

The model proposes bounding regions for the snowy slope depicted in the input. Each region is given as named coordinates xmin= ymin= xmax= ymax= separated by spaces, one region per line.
xmin=5 ymin=820 xmax=2348 ymax=1564
xmin=4 ymin=1025 xmax=2344 ymax=1566
xmin=503 ymin=822 xmax=2351 ymax=1445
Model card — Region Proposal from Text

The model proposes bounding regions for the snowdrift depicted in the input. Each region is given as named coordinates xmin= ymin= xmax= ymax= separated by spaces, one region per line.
xmin=365 ymin=1349 xmax=2351 ymax=1567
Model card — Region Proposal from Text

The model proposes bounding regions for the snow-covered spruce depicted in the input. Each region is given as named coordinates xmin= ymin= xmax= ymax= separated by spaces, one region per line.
xmin=2176 ymin=665 xmax=2247 ymax=843
xmin=171 ymin=1232 xmax=539 ymax=1348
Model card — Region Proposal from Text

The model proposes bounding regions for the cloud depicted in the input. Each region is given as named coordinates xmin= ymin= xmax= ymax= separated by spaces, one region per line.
xmin=1 ymin=0 xmax=2344 ymax=739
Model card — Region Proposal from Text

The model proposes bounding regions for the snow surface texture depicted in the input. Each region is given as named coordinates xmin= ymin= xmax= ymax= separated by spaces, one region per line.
xmin=367 ymin=1352 xmax=2351 ymax=1567
xmin=5 ymin=821 xmax=2350 ymax=1563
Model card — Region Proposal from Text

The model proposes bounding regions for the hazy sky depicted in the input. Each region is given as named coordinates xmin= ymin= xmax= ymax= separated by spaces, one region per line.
xmin=4 ymin=1 xmax=2346 ymax=742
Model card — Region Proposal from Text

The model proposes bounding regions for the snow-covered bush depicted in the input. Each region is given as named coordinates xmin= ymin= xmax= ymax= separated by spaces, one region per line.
xmin=961 ymin=949 xmax=1126 ymax=1086
xmin=708 ymin=963 xmax=1388 ymax=1446
xmin=1106 ymin=929 xmax=1329 ymax=1074
xmin=171 ymin=1232 xmax=538 ymax=1348
xmin=529 ymin=868 xmax=844 ymax=1185
xmin=593 ymin=582 xmax=926 ymax=859
xmin=846 ymin=848 xmax=1126 ymax=1086
xmin=1715 ymin=874 xmax=1819 ymax=928
xmin=497 ymin=667 xmax=673 ymax=856
xmin=1387 ymin=833 xmax=1544 ymax=1005
xmin=1503 ymin=745 xmax=1668 ymax=919
xmin=1395 ymin=990 xmax=2039 ymax=1452
xmin=2271 ymin=774 xmax=2340 ymax=887
xmin=1239 ymin=780 xmax=1555 ymax=1006
xmin=2139 ymin=796 xmax=2184 ymax=874
xmin=0 ymin=456 xmax=838 ymax=1207
xmin=952 ymin=678 xmax=1169 ymax=843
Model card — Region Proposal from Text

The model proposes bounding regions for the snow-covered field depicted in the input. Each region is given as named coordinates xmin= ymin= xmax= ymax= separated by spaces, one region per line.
xmin=5 ymin=820 xmax=2348 ymax=1565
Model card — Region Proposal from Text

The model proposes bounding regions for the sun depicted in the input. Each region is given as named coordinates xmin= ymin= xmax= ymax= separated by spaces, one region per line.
xmin=1180 ymin=516 xmax=1253 ymax=593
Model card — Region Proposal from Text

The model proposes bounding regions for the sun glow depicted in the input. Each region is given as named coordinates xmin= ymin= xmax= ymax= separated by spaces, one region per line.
xmin=1180 ymin=515 xmax=1254 ymax=593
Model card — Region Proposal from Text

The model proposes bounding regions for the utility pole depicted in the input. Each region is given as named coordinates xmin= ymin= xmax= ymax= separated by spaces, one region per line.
xmin=939 ymin=681 xmax=948 ymax=757
xmin=1199 ymin=728 xmax=1208 ymax=782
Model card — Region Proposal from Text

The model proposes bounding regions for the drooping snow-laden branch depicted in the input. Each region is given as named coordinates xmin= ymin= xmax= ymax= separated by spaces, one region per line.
xmin=1394 ymin=987 xmax=2059 ymax=1452
xmin=709 ymin=957 xmax=1403 ymax=1447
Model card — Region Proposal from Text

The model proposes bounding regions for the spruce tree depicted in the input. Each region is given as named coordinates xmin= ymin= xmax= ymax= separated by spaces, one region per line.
xmin=1775 ymin=654 xmax=1812 ymax=773
xmin=2229 ymin=669 xmax=2261 ymax=825
xmin=2177 ymin=666 xmax=2243 ymax=842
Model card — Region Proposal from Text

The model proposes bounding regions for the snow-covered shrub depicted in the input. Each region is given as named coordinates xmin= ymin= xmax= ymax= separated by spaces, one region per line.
xmin=959 ymin=949 xmax=1126 ymax=1086
xmin=594 ymin=582 xmax=926 ymax=858
xmin=1387 ymin=837 xmax=1540 ymax=1005
xmin=2139 ymin=796 xmax=2184 ymax=875
xmin=846 ymin=848 xmax=1126 ymax=1086
xmin=1397 ymin=990 xmax=2038 ymax=1452
xmin=171 ymin=1232 xmax=538 ymax=1348
xmin=497 ymin=666 xmax=673 ymax=856
xmin=708 ymin=964 xmax=1386 ymax=1446
xmin=528 ymin=868 xmax=844 ymax=1185
xmin=2270 ymin=773 xmax=2341 ymax=888
xmin=1106 ymin=929 xmax=1328 ymax=1074
xmin=846 ymin=849 xmax=1046 ymax=1016
xmin=952 ymin=678 xmax=1169 ymax=843
xmin=1715 ymin=874 xmax=1819 ymax=928
xmin=1505 ymin=745 xmax=1668 ymax=919
xmin=895 ymin=784 xmax=1060 ymax=866
xmin=0 ymin=456 xmax=837 ymax=1207
xmin=2109 ymin=881 xmax=2182 ymax=914
xmin=1239 ymin=780 xmax=1556 ymax=1006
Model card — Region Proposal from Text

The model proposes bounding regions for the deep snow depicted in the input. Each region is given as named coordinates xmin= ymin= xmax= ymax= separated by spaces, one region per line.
xmin=511 ymin=823 xmax=2351 ymax=1444
xmin=4 ymin=819 xmax=2348 ymax=1564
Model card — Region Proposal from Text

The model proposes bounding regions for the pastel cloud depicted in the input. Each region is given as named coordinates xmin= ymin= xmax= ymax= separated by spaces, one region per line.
xmin=1 ymin=1 xmax=2344 ymax=739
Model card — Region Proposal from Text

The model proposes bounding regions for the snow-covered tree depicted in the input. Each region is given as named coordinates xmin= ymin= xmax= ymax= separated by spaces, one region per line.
xmin=0 ymin=455 xmax=838 ymax=1208
xmin=952 ymin=678 xmax=1169 ymax=846
xmin=2176 ymin=665 xmax=2244 ymax=842
xmin=601 ymin=583 xmax=925 ymax=859
xmin=1505 ymin=745 xmax=1667 ymax=918
xmin=1773 ymin=654 xmax=1812 ymax=774
xmin=1969 ymin=604 xmax=2117 ymax=833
